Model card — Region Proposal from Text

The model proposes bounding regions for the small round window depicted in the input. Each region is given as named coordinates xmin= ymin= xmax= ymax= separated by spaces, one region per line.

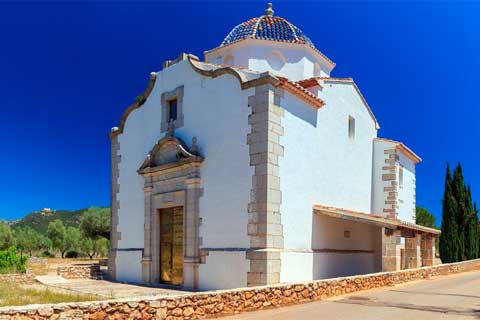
xmin=267 ymin=51 xmax=285 ymax=71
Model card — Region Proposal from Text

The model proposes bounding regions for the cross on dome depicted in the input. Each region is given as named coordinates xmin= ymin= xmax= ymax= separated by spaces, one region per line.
xmin=265 ymin=2 xmax=274 ymax=16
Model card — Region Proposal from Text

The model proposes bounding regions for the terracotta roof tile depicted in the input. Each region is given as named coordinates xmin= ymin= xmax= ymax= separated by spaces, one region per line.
xmin=277 ymin=76 xmax=324 ymax=109
xmin=314 ymin=204 xmax=440 ymax=234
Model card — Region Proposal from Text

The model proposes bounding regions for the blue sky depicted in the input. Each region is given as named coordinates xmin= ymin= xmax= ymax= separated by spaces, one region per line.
xmin=0 ymin=1 xmax=479 ymax=223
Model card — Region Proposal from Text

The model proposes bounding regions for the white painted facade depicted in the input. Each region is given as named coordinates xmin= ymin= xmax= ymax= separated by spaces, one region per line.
xmin=114 ymin=61 xmax=253 ymax=287
xmin=110 ymin=5 xmax=424 ymax=290
xmin=397 ymin=151 xmax=416 ymax=223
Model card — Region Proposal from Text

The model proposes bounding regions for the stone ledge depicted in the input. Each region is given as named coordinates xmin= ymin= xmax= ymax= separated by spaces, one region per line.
xmin=2 ymin=259 xmax=480 ymax=319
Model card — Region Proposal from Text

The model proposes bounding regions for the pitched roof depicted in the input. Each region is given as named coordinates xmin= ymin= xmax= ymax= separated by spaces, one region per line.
xmin=277 ymin=76 xmax=324 ymax=109
xmin=297 ymin=77 xmax=380 ymax=129
xmin=313 ymin=204 xmax=440 ymax=235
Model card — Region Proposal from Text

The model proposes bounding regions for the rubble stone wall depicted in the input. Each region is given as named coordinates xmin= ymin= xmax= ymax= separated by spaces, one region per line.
xmin=57 ymin=264 xmax=101 ymax=279
xmin=2 ymin=259 xmax=480 ymax=319
xmin=0 ymin=273 xmax=35 ymax=285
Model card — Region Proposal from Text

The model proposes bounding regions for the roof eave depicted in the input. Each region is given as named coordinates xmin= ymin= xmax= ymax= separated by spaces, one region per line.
xmin=312 ymin=77 xmax=380 ymax=130
xmin=313 ymin=204 xmax=440 ymax=235
xmin=374 ymin=138 xmax=422 ymax=164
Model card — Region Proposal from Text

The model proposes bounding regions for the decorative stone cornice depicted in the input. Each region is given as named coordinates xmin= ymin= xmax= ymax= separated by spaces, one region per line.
xmin=110 ymin=54 xmax=330 ymax=140
xmin=187 ymin=57 xmax=281 ymax=90
xmin=137 ymin=136 xmax=203 ymax=174
xmin=109 ymin=72 xmax=157 ymax=139
xmin=188 ymin=57 xmax=325 ymax=109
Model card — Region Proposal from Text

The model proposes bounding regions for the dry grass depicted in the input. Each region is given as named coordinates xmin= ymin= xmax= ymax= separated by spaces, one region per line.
xmin=0 ymin=283 xmax=99 ymax=307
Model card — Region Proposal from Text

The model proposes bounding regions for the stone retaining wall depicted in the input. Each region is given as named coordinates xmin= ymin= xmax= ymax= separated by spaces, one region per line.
xmin=2 ymin=259 xmax=480 ymax=319
xmin=0 ymin=273 xmax=35 ymax=285
xmin=57 ymin=264 xmax=101 ymax=279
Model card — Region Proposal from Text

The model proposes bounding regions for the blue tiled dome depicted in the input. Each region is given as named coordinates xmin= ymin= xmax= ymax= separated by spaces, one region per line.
xmin=220 ymin=6 xmax=315 ymax=49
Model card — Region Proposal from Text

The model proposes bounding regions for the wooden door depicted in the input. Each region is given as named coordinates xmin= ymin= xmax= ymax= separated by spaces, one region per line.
xmin=159 ymin=207 xmax=183 ymax=285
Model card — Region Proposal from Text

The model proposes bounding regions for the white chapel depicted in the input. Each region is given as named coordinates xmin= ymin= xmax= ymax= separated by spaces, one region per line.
xmin=108 ymin=3 xmax=439 ymax=290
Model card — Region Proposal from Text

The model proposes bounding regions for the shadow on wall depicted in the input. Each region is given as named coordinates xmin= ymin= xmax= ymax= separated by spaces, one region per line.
xmin=311 ymin=213 xmax=383 ymax=279
xmin=281 ymin=96 xmax=318 ymax=127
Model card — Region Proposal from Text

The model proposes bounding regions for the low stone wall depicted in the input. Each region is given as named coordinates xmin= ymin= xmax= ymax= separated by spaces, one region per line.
xmin=0 ymin=273 xmax=35 ymax=285
xmin=2 ymin=259 xmax=480 ymax=319
xmin=57 ymin=264 xmax=101 ymax=279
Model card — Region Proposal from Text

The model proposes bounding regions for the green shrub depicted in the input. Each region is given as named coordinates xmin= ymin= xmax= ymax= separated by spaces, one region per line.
xmin=0 ymin=247 xmax=28 ymax=274
xmin=41 ymin=250 xmax=54 ymax=258
xmin=65 ymin=251 xmax=79 ymax=258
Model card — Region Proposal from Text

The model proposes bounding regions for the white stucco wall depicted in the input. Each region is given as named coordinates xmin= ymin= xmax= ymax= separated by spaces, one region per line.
xmin=198 ymin=251 xmax=249 ymax=290
xmin=115 ymin=60 xmax=252 ymax=288
xmin=116 ymin=251 xmax=143 ymax=283
xmin=313 ymin=253 xmax=375 ymax=279
xmin=312 ymin=215 xmax=379 ymax=251
xmin=397 ymin=151 xmax=416 ymax=223
xmin=279 ymin=82 xmax=378 ymax=282
xmin=205 ymin=39 xmax=333 ymax=81
xmin=372 ymin=139 xmax=417 ymax=223
xmin=280 ymin=215 xmax=382 ymax=282
xmin=372 ymin=139 xmax=392 ymax=217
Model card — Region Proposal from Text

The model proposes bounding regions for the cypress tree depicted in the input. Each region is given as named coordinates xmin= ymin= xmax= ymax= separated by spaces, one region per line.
xmin=452 ymin=163 xmax=467 ymax=261
xmin=439 ymin=163 xmax=460 ymax=262
xmin=476 ymin=202 xmax=480 ymax=258
xmin=464 ymin=185 xmax=478 ymax=259
xmin=474 ymin=201 xmax=479 ymax=259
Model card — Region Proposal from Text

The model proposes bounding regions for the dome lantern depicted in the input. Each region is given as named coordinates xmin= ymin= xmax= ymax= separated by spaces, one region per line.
xmin=265 ymin=2 xmax=274 ymax=16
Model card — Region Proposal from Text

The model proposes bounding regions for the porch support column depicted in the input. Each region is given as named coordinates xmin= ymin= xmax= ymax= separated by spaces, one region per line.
xmin=416 ymin=233 xmax=422 ymax=268
xmin=404 ymin=233 xmax=420 ymax=269
xmin=421 ymin=234 xmax=435 ymax=266
xmin=382 ymin=228 xmax=401 ymax=271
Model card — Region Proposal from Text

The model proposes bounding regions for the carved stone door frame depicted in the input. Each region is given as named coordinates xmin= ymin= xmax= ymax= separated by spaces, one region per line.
xmin=138 ymin=136 xmax=203 ymax=289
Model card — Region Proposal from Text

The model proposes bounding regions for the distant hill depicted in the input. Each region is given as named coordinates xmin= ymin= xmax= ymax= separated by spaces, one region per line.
xmin=0 ymin=219 xmax=20 ymax=226
xmin=11 ymin=207 xmax=107 ymax=234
